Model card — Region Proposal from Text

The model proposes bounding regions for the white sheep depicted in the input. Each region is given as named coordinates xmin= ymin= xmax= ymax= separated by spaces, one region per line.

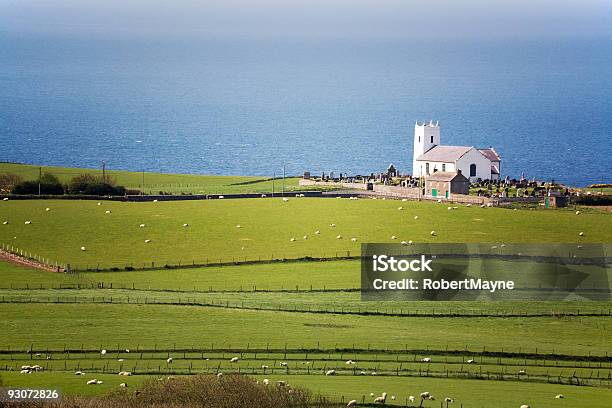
xmin=398 ymin=206 xmax=403 ymax=210
xmin=290 ymin=237 xmax=296 ymax=242
xmin=480 ymin=204 xmax=486 ymax=208
xmin=303 ymin=235 xmax=308 ymax=240
xmin=466 ymin=203 xmax=471 ymax=207
xmin=409 ymin=396 xmax=415 ymax=403
xmin=24 ymin=220 xmax=32 ymax=225
xmin=466 ymin=359 xmax=474 ymax=364
xmin=101 ymin=349 xmax=107 ymax=355
xmin=230 ymin=356 xmax=239 ymax=362
xmin=125 ymin=349 xmax=130 ymax=353
xmin=315 ymin=230 xmax=320 ymax=234
xmin=445 ymin=397 xmax=454 ymax=403
xmin=217 ymin=372 xmax=223 ymax=378
xmin=448 ymin=206 xmax=452 ymax=210
xmin=351 ymin=237 xmax=357 ymax=242
xmin=167 ymin=357 xmax=173 ymax=363
xmin=139 ymin=224 xmax=145 ymax=228
xmin=420 ymin=392 xmax=430 ymax=399
xmin=373 ymin=392 xmax=387 ymax=404
xmin=391 ymin=395 xmax=396 ymax=400
xmin=81 ymin=246 xmax=86 ymax=251
xmin=97 ymin=202 xmax=102 ymax=205
xmin=519 ymin=405 xmax=530 ymax=408
xmin=518 ymin=369 xmax=526 ymax=375
xmin=401 ymin=241 xmax=408 ymax=245
xmin=20 ymin=369 xmax=30 ymax=374
xmin=219 ymin=196 xmax=224 ymax=199
xmin=575 ymin=210 xmax=580 ymax=215
xmin=579 ymin=232 xmax=584 ymax=236
xmin=437 ymin=199 xmax=442 ymax=203
xmin=346 ymin=400 xmax=357 ymax=407
xmin=408 ymin=240 xmax=413 ymax=245
xmin=282 ymin=197 xmax=289 ymax=202
xmin=2 ymin=221 xmax=7 ymax=225
xmin=359 ymin=371 xmax=367 ymax=375
xmin=45 ymin=208 xmax=50 ymax=212
xmin=430 ymin=230 xmax=437 ymax=236
xmin=370 ymin=393 xmax=374 ymax=397
xmin=345 ymin=360 xmax=355 ymax=365
xmin=555 ymin=394 xmax=564 ymax=399
xmin=325 ymin=369 xmax=336 ymax=375
xmin=105 ymin=210 xmax=111 ymax=214
xmin=75 ymin=371 xmax=85 ymax=375
xmin=330 ymin=223 xmax=336 ymax=227
xmin=336 ymin=235 xmax=342 ymax=239
xmin=144 ymin=239 xmax=151 ymax=243
xmin=236 ymin=224 xmax=241 ymax=228
xmin=414 ymin=215 xmax=419 ymax=220
xmin=2 ymin=198 xmax=8 ymax=201
xmin=119 ymin=383 xmax=128 ymax=388
xmin=262 ymin=379 xmax=270 ymax=385
xmin=261 ymin=194 xmax=267 ymax=198
xmin=279 ymin=362 xmax=288 ymax=367
xmin=261 ymin=365 xmax=269 ymax=369
xmin=183 ymin=223 xmax=189 ymax=227
xmin=391 ymin=235 xmax=397 ymax=240
xmin=421 ymin=357 xmax=431 ymax=362
xmin=402 ymin=198 xmax=408 ymax=202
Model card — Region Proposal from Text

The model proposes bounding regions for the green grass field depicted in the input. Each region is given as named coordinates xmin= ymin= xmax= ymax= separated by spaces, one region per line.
xmin=1 ymin=197 xmax=609 ymax=269
xmin=0 ymin=162 xmax=307 ymax=195
xmin=0 ymin=171 xmax=611 ymax=407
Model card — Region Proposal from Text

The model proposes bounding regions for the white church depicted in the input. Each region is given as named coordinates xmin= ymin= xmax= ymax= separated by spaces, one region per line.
xmin=412 ymin=121 xmax=501 ymax=182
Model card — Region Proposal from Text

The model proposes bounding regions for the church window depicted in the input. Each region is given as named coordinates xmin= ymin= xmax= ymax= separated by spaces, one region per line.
xmin=442 ymin=164 xmax=446 ymax=171
xmin=470 ymin=164 xmax=476 ymax=177
xmin=425 ymin=163 xmax=430 ymax=174
xmin=430 ymin=136 xmax=434 ymax=143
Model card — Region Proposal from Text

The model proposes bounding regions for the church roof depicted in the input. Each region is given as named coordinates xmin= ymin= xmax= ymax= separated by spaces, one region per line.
xmin=479 ymin=148 xmax=501 ymax=162
xmin=416 ymin=145 xmax=471 ymax=163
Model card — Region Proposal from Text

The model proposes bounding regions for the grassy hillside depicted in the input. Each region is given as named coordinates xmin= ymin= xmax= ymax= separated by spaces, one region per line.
xmin=0 ymin=197 xmax=609 ymax=269
xmin=0 ymin=162 xmax=303 ymax=194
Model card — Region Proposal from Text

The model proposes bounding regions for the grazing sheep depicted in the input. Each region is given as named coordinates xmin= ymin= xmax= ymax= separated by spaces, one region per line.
xmin=20 ymin=369 xmax=30 ymax=374
xmin=336 ymin=235 xmax=342 ymax=239
xmin=447 ymin=206 xmax=452 ymax=210
xmin=347 ymin=400 xmax=357 ymax=407
xmin=391 ymin=235 xmax=397 ymax=240
xmin=32 ymin=365 xmax=42 ymax=371
xmin=45 ymin=208 xmax=50 ymax=211
xmin=118 ymin=371 xmax=131 ymax=376
xmin=555 ymin=394 xmax=564 ymax=399
xmin=303 ymin=235 xmax=308 ymax=240
xmin=445 ymin=397 xmax=454 ymax=403
xmin=144 ymin=239 xmax=151 ymax=243
xmin=398 ymin=206 xmax=403 ymax=210
xmin=408 ymin=396 xmax=415 ymax=403
xmin=24 ymin=220 xmax=32 ymax=225
xmin=359 ymin=371 xmax=367 ymax=375
xmin=261 ymin=194 xmax=267 ymax=198
xmin=408 ymin=240 xmax=413 ymax=245
xmin=219 ymin=196 xmax=224 ymax=199
xmin=466 ymin=359 xmax=475 ymax=364
xmin=579 ymin=232 xmax=584 ymax=236
xmin=139 ymin=224 xmax=145 ymax=228
xmin=414 ymin=215 xmax=419 ymax=220
xmin=217 ymin=373 xmax=223 ymax=378
xmin=105 ymin=210 xmax=111 ymax=214
xmin=391 ymin=395 xmax=396 ymax=400
xmin=2 ymin=198 xmax=8 ymax=201
xmin=230 ymin=357 xmax=239 ymax=362
xmin=276 ymin=380 xmax=287 ymax=387
xmin=351 ymin=237 xmax=357 ymax=242
xmin=401 ymin=241 xmax=408 ymax=245
xmin=119 ymin=383 xmax=128 ymax=388
xmin=430 ymin=230 xmax=436 ymax=236
xmin=518 ymin=369 xmax=526 ymax=375
xmin=373 ymin=392 xmax=387 ymax=404
xmin=166 ymin=357 xmax=173 ymax=364
xmin=236 ymin=224 xmax=241 ymax=228
xmin=282 ymin=197 xmax=289 ymax=202
xmin=325 ymin=369 xmax=336 ymax=376
xmin=290 ymin=237 xmax=296 ymax=242
xmin=81 ymin=246 xmax=86 ymax=251
xmin=87 ymin=379 xmax=103 ymax=385
xmin=262 ymin=379 xmax=270 ymax=385
xmin=345 ymin=360 xmax=355 ymax=365
xmin=466 ymin=203 xmax=471 ymax=207
xmin=75 ymin=371 xmax=85 ymax=375
xmin=370 ymin=393 xmax=374 ymax=397
xmin=575 ymin=210 xmax=580 ymax=215
xmin=279 ymin=362 xmax=288 ymax=367
xmin=183 ymin=223 xmax=189 ymax=227
xmin=2 ymin=221 xmax=7 ymax=225
xmin=330 ymin=223 xmax=336 ymax=227
xmin=101 ymin=349 xmax=107 ymax=355
xmin=420 ymin=392 xmax=430 ymax=399
xmin=486 ymin=203 xmax=493 ymax=207
xmin=371 ymin=371 xmax=377 ymax=376
xmin=125 ymin=349 xmax=130 ymax=353
xmin=315 ymin=230 xmax=320 ymax=234
xmin=519 ymin=405 xmax=530 ymax=408
xmin=261 ymin=365 xmax=269 ymax=369
xmin=453 ymin=206 xmax=458 ymax=209
xmin=421 ymin=357 xmax=431 ymax=362
xmin=480 ymin=204 xmax=486 ymax=208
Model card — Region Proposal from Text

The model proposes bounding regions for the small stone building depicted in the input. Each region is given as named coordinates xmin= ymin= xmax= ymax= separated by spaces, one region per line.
xmin=425 ymin=170 xmax=470 ymax=199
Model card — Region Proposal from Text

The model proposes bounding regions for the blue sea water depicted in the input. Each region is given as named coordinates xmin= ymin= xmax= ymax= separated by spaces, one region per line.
xmin=0 ymin=33 xmax=611 ymax=186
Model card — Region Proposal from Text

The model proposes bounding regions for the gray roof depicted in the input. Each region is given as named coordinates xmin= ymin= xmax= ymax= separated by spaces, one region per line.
xmin=425 ymin=171 xmax=469 ymax=182
xmin=417 ymin=145 xmax=471 ymax=162
xmin=479 ymin=148 xmax=501 ymax=162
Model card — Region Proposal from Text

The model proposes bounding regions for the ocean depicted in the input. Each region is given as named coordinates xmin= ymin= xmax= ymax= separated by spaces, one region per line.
xmin=1 ymin=33 xmax=611 ymax=186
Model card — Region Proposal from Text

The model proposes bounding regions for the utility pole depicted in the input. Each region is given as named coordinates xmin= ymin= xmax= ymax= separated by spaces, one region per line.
xmin=102 ymin=161 xmax=106 ymax=183
xmin=141 ymin=170 xmax=145 ymax=196
xmin=282 ymin=163 xmax=286 ymax=197
xmin=272 ymin=172 xmax=275 ymax=197
xmin=38 ymin=167 xmax=42 ymax=196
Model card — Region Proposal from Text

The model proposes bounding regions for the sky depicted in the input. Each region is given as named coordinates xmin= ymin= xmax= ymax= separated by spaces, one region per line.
xmin=1 ymin=0 xmax=612 ymax=39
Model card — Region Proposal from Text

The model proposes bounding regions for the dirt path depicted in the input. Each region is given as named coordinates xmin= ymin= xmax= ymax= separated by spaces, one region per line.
xmin=0 ymin=248 xmax=63 ymax=272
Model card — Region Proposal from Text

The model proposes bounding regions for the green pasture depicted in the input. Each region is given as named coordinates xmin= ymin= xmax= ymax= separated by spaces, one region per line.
xmin=1 ymin=303 xmax=611 ymax=356
xmin=0 ymin=162 xmax=306 ymax=195
xmin=1 ymin=197 xmax=609 ymax=269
